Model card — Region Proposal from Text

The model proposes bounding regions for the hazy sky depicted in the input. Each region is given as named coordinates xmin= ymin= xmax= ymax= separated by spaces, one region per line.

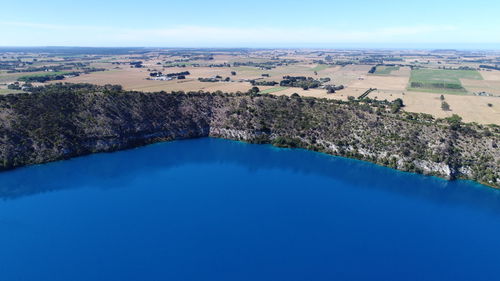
xmin=1 ymin=0 xmax=499 ymax=48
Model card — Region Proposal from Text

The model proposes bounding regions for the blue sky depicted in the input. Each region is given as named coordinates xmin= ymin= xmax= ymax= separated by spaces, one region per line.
xmin=1 ymin=0 xmax=499 ymax=48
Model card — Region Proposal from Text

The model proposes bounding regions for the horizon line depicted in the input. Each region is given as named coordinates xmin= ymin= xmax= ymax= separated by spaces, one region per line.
xmin=1 ymin=45 xmax=500 ymax=51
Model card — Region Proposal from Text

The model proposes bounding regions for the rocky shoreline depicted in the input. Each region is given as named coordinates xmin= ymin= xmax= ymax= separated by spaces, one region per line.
xmin=0 ymin=84 xmax=498 ymax=188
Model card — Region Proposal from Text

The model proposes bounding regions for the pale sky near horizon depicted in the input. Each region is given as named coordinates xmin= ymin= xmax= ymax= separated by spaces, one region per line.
xmin=1 ymin=0 xmax=499 ymax=48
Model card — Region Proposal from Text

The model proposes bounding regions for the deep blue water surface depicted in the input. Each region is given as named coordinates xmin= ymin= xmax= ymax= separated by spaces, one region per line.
xmin=1 ymin=138 xmax=500 ymax=281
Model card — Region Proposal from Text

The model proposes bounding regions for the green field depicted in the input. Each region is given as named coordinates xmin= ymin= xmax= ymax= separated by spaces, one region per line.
xmin=311 ymin=64 xmax=330 ymax=72
xmin=374 ymin=66 xmax=399 ymax=75
xmin=408 ymin=68 xmax=483 ymax=94
xmin=260 ymin=87 xmax=288 ymax=94
xmin=0 ymin=88 xmax=24 ymax=95
xmin=18 ymin=71 xmax=72 ymax=78
xmin=232 ymin=66 xmax=261 ymax=72
xmin=165 ymin=62 xmax=198 ymax=67
xmin=229 ymin=57 xmax=274 ymax=64
xmin=0 ymin=72 xmax=44 ymax=83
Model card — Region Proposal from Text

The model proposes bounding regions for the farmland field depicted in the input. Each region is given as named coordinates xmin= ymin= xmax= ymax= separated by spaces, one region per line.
xmin=0 ymin=72 xmax=46 ymax=83
xmin=0 ymin=88 xmax=24 ymax=94
xmin=260 ymin=87 xmax=288 ymax=94
xmin=407 ymin=69 xmax=483 ymax=94
xmin=18 ymin=71 xmax=72 ymax=78
xmin=373 ymin=66 xmax=400 ymax=75
xmin=1 ymin=48 xmax=499 ymax=125
xmin=311 ymin=64 xmax=330 ymax=72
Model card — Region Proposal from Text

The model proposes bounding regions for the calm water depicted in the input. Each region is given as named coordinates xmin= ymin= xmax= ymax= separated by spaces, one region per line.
xmin=1 ymin=138 xmax=500 ymax=281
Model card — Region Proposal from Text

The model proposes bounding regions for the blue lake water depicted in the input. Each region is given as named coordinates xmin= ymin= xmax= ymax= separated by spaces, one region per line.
xmin=1 ymin=138 xmax=500 ymax=281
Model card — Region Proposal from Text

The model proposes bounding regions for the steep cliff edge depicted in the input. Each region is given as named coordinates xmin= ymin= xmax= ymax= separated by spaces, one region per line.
xmin=0 ymin=84 xmax=498 ymax=187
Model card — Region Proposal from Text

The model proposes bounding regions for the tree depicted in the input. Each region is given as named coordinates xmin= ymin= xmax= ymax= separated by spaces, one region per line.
xmin=390 ymin=98 xmax=404 ymax=113
xmin=326 ymin=85 xmax=335 ymax=94
xmin=393 ymin=98 xmax=404 ymax=107
xmin=249 ymin=87 xmax=260 ymax=94
xmin=441 ymin=101 xmax=450 ymax=111
xmin=7 ymin=83 xmax=21 ymax=90
xmin=445 ymin=114 xmax=462 ymax=130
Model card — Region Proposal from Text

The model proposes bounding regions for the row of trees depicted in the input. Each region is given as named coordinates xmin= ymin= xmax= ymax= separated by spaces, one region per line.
xmin=18 ymin=72 xmax=79 ymax=83
xmin=479 ymin=65 xmax=500 ymax=71
xmin=280 ymin=76 xmax=321 ymax=90
xmin=198 ymin=77 xmax=230 ymax=82
xmin=410 ymin=82 xmax=463 ymax=90
xmin=251 ymin=80 xmax=278 ymax=86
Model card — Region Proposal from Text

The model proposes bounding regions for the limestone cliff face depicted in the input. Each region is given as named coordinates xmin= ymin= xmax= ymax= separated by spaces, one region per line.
xmin=0 ymin=84 xmax=498 ymax=188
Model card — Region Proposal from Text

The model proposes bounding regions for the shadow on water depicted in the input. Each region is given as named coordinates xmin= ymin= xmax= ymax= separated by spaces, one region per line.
xmin=1 ymin=138 xmax=500 ymax=213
